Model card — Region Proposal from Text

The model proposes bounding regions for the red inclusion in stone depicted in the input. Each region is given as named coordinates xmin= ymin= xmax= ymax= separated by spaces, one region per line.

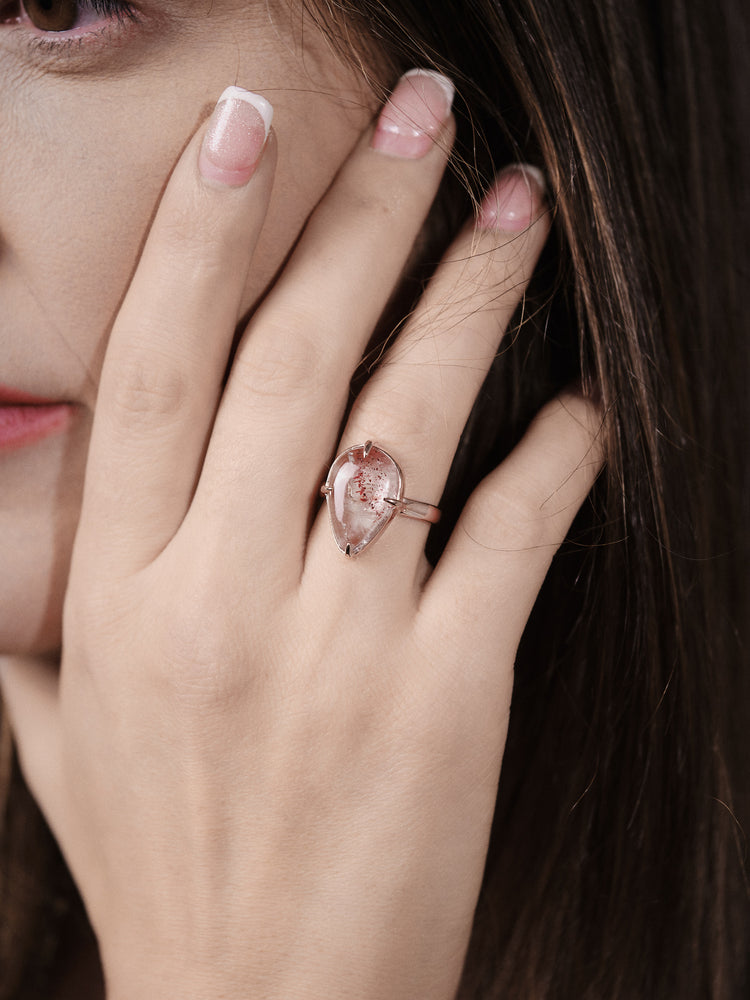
xmin=324 ymin=443 xmax=402 ymax=556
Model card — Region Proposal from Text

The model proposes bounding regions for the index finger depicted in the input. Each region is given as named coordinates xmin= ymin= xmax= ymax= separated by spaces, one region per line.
xmin=79 ymin=89 xmax=275 ymax=569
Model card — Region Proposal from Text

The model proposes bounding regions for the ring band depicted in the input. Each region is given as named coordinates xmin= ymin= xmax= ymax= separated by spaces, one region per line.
xmin=321 ymin=441 xmax=440 ymax=557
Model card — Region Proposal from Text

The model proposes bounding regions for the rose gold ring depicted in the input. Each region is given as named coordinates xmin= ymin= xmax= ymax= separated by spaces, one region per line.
xmin=320 ymin=441 xmax=441 ymax=557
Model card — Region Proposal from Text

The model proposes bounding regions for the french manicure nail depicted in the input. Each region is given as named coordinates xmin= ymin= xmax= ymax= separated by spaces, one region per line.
xmin=371 ymin=69 xmax=455 ymax=159
xmin=477 ymin=165 xmax=546 ymax=232
xmin=199 ymin=86 xmax=274 ymax=187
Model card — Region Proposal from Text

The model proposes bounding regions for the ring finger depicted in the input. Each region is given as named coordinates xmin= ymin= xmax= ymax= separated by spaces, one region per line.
xmin=309 ymin=166 xmax=549 ymax=569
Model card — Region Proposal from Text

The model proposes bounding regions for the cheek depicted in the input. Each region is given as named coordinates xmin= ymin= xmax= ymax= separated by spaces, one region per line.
xmin=0 ymin=79 xmax=371 ymax=405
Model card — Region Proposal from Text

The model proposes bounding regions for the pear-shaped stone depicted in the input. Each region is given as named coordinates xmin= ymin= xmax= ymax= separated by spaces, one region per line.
xmin=324 ymin=443 xmax=402 ymax=556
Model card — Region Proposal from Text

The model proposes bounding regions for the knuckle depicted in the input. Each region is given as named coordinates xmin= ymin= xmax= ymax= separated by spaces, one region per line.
xmin=152 ymin=191 xmax=250 ymax=298
xmin=236 ymin=322 xmax=324 ymax=401
xmin=462 ymin=481 xmax=549 ymax=552
xmin=108 ymin=356 xmax=192 ymax=427
xmin=157 ymin=186 xmax=235 ymax=262
xmin=350 ymin=377 xmax=437 ymax=452
xmin=336 ymin=175 xmax=403 ymax=224
xmin=442 ymin=232 xmax=533 ymax=306
xmin=534 ymin=391 xmax=600 ymax=436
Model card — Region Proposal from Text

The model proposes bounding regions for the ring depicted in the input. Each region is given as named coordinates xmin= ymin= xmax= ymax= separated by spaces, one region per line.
xmin=320 ymin=441 xmax=441 ymax=557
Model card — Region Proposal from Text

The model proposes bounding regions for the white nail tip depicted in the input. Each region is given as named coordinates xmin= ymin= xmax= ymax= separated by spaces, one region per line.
xmin=217 ymin=86 xmax=274 ymax=139
xmin=403 ymin=68 xmax=455 ymax=109
xmin=512 ymin=164 xmax=547 ymax=198
xmin=518 ymin=164 xmax=546 ymax=194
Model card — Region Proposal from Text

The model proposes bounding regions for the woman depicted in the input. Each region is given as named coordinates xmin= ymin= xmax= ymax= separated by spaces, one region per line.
xmin=0 ymin=0 xmax=747 ymax=997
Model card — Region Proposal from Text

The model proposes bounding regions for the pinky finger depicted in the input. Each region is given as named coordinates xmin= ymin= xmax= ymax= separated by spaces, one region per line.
xmin=421 ymin=392 xmax=605 ymax=656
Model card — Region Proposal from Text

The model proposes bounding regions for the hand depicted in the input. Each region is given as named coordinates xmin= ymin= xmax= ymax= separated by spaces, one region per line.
xmin=1 ymin=77 xmax=602 ymax=1000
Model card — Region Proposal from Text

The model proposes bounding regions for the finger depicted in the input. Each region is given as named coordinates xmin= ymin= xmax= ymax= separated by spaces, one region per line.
xmin=420 ymin=392 xmax=605 ymax=658
xmin=191 ymin=71 xmax=456 ymax=561
xmin=307 ymin=166 xmax=549 ymax=569
xmin=348 ymin=166 xmax=548 ymax=496
xmin=80 ymin=89 xmax=276 ymax=568
xmin=0 ymin=655 xmax=66 ymax=839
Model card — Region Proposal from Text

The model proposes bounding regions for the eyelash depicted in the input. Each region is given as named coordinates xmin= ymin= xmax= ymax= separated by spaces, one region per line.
xmin=0 ymin=1 xmax=139 ymax=54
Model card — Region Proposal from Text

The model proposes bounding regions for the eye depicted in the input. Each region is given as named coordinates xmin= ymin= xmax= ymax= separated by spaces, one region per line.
xmin=23 ymin=0 xmax=83 ymax=32
xmin=0 ymin=0 xmax=135 ymax=34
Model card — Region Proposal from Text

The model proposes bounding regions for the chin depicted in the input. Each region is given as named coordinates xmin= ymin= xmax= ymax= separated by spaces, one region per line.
xmin=0 ymin=581 xmax=65 ymax=660
xmin=0 ymin=519 xmax=74 ymax=658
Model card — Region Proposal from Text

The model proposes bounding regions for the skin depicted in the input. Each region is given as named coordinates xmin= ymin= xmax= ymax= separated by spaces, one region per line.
xmin=0 ymin=2 xmax=603 ymax=998
xmin=0 ymin=0 xmax=374 ymax=653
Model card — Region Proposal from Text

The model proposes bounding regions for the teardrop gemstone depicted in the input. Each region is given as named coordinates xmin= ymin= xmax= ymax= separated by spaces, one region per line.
xmin=324 ymin=443 xmax=402 ymax=556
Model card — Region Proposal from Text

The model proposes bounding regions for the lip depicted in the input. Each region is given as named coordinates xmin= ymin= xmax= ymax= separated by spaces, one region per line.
xmin=0 ymin=384 xmax=75 ymax=452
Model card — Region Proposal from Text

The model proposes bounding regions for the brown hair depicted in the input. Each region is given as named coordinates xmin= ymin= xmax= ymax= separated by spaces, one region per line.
xmin=2 ymin=0 xmax=748 ymax=995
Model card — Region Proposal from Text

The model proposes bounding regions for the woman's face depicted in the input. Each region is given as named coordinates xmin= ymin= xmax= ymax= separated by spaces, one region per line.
xmin=0 ymin=0 xmax=375 ymax=655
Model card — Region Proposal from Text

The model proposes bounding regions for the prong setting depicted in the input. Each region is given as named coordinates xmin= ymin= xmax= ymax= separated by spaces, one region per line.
xmin=320 ymin=441 xmax=440 ymax=556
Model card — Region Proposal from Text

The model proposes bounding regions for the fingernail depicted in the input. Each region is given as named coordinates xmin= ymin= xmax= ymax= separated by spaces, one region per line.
xmin=371 ymin=69 xmax=454 ymax=159
xmin=477 ymin=165 xmax=546 ymax=231
xmin=199 ymin=86 xmax=273 ymax=187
